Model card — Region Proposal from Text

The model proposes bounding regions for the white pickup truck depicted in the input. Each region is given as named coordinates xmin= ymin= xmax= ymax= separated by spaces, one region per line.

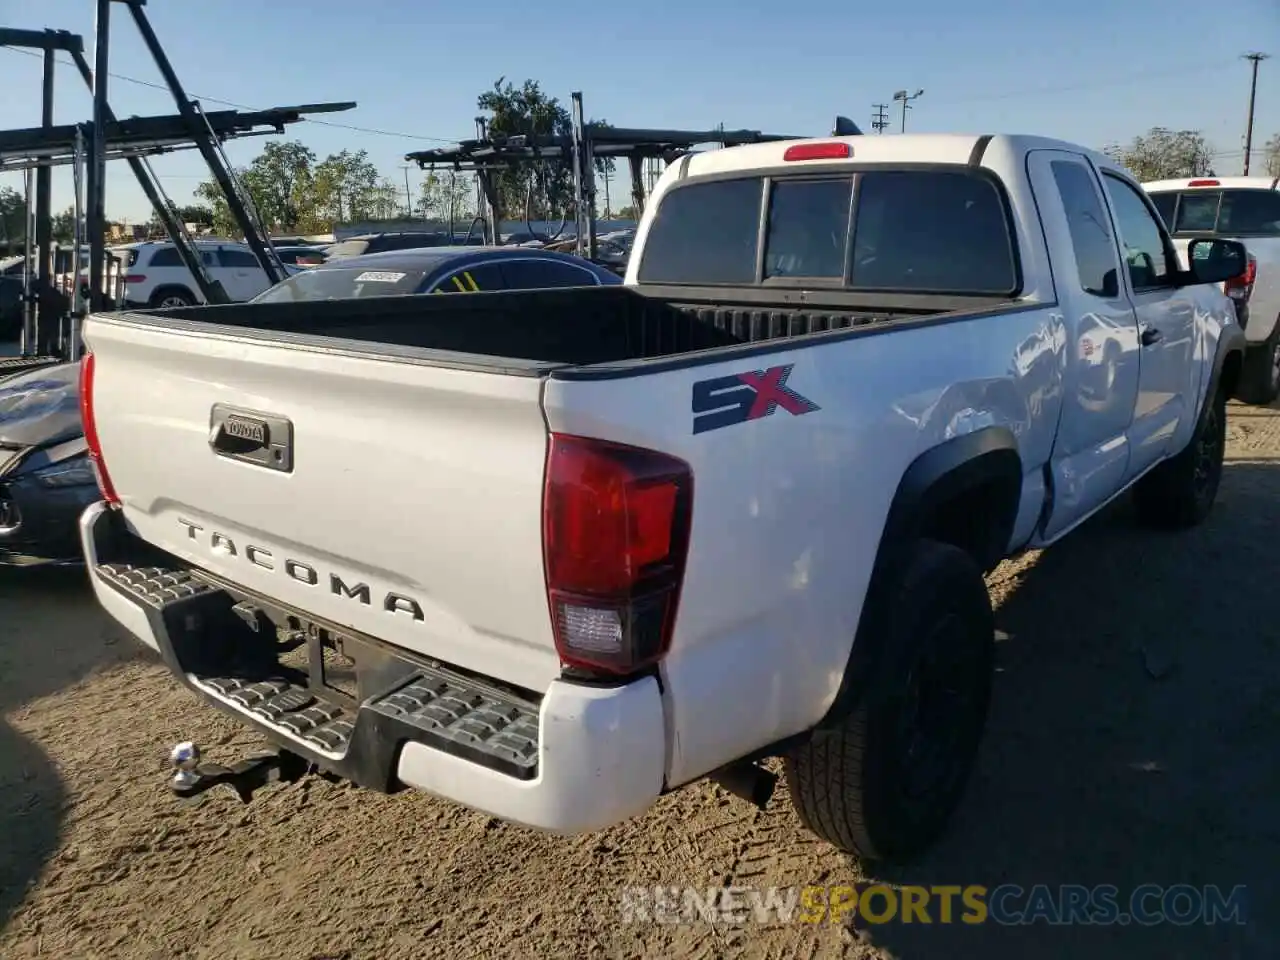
xmin=1145 ymin=176 xmax=1280 ymax=405
xmin=77 ymin=133 xmax=1247 ymax=863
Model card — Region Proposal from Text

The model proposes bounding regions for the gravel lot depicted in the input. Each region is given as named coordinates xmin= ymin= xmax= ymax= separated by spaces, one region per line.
xmin=2 ymin=402 xmax=1278 ymax=959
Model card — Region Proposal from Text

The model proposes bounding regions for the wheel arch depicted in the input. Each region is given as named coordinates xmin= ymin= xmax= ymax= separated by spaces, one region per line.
xmin=147 ymin=284 xmax=197 ymax=306
xmin=818 ymin=426 xmax=1021 ymax=728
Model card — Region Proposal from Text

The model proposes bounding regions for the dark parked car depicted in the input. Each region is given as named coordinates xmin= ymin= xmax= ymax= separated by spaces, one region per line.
xmin=322 ymin=232 xmax=485 ymax=260
xmin=0 ymin=362 xmax=99 ymax=566
xmin=252 ymin=245 xmax=622 ymax=303
xmin=0 ymin=246 xmax=620 ymax=567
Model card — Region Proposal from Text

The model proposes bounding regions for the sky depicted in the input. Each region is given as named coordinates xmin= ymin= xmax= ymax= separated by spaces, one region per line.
xmin=0 ymin=0 xmax=1277 ymax=224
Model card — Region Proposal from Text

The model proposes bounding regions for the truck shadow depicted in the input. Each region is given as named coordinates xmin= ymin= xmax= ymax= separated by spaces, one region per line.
xmin=0 ymin=565 xmax=146 ymax=932
xmin=861 ymin=459 xmax=1280 ymax=959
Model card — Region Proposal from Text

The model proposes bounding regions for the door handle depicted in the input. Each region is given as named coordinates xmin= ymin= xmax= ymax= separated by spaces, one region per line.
xmin=1140 ymin=326 xmax=1163 ymax=347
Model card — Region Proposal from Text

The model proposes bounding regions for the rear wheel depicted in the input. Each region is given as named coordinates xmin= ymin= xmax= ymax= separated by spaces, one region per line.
xmin=1133 ymin=385 xmax=1227 ymax=529
xmin=1235 ymin=322 xmax=1280 ymax=407
xmin=785 ymin=539 xmax=994 ymax=863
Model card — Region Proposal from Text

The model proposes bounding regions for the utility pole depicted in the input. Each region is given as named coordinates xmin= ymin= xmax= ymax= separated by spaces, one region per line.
xmin=893 ymin=89 xmax=924 ymax=132
xmin=400 ymin=165 xmax=414 ymax=218
xmin=871 ymin=104 xmax=890 ymax=134
xmin=1242 ymin=52 xmax=1270 ymax=175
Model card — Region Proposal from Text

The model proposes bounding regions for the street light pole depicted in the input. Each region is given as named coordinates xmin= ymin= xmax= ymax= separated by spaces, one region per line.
xmin=892 ymin=88 xmax=924 ymax=133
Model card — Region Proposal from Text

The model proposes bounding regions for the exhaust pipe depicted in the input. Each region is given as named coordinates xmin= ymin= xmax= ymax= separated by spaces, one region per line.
xmin=710 ymin=761 xmax=779 ymax=810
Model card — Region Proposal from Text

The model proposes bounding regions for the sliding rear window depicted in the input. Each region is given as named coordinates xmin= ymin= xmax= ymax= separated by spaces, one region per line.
xmin=1149 ymin=188 xmax=1280 ymax=236
xmin=637 ymin=168 xmax=1018 ymax=295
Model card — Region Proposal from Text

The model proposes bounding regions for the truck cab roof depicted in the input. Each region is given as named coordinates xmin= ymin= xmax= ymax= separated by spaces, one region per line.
xmin=674 ymin=133 xmax=1124 ymax=181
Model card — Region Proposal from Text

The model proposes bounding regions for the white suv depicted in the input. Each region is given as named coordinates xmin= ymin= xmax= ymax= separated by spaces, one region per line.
xmin=117 ymin=240 xmax=298 ymax=308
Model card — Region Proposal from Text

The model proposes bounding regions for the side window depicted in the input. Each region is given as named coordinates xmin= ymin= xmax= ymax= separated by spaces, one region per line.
xmin=1050 ymin=160 xmax=1121 ymax=299
xmin=1102 ymin=174 xmax=1174 ymax=291
xmin=636 ymin=178 xmax=762 ymax=284
xmin=145 ymin=246 xmax=216 ymax=268
xmin=432 ymin=262 xmax=506 ymax=293
xmin=501 ymin=259 xmax=599 ymax=289
xmin=218 ymin=248 xmax=260 ymax=268
xmin=147 ymin=246 xmax=181 ymax=267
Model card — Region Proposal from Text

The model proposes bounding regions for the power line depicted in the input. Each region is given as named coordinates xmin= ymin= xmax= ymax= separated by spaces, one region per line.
xmin=0 ymin=45 xmax=465 ymax=143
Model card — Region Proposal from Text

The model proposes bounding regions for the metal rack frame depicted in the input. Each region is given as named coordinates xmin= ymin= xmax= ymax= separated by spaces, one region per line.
xmin=407 ymin=90 xmax=802 ymax=259
xmin=0 ymin=0 xmax=357 ymax=366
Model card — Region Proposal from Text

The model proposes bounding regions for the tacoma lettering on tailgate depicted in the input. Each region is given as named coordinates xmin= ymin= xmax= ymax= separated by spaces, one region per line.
xmin=691 ymin=363 xmax=820 ymax=435
xmin=176 ymin=517 xmax=425 ymax=621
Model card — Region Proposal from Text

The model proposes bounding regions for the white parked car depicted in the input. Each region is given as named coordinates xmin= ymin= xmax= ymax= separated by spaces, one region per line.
xmin=112 ymin=240 xmax=298 ymax=308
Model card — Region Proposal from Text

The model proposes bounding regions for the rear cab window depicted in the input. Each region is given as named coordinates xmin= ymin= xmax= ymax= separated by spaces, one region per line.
xmin=637 ymin=168 xmax=1019 ymax=295
xmin=1147 ymin=188 xmax=1280 ymax=237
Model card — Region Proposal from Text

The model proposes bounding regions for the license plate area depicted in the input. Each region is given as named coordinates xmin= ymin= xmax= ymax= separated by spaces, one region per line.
xmin=276 ymin=619 xmax=365 ymax=707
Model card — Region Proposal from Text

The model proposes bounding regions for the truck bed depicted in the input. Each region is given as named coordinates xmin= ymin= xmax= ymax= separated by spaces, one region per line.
xmin=139 ymin=285 xmax=1013 ymax=371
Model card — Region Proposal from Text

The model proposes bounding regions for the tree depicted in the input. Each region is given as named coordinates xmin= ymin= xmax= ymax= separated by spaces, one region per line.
xmin=312 ymin=149 xmax=382 ymax=224
xmin=368 ymin=178 xmax=402 ymax=221
xmin=240 ymin=140 xmax=316 ymax=231
xmin=1103 ymin=128 xmax=1215 ymax=181
xmin=416 ymin=171 xmax=477 ymax=224
xmin=475 ymin=78 xmax=614 ymax=222
xmin=193 ymin=177 xmax=244 ymax=237
xmin=614 ymin=205 xmax=639 ymax=221
xmin=1264 ymin=132 xmax=1280 ymax=178
xmin=176 ymin=204 xmax=214 ymax=227
xmin=0 ymin=186 xmax=27 ymax=246
xmin=51 ymin=207 xmax=76 ymax=242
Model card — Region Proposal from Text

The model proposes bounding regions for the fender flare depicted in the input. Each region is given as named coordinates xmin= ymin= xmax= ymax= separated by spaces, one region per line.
xmin=818 ymin=425 xmax=1022 ymax=727
xmin=1212 ymin=322 xmax=1247 ymax=405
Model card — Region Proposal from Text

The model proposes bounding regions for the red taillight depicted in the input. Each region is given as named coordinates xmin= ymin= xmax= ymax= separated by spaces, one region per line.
xmin=543 ymin=434 xmax=693 ymax=677
xmin=783 ymin=141 xmax=852 ymax=162
xmin=1225 ymin=256 xmax=1258 ymax=302
xmin=1187 ymin=179 xmax=1220 ymax=187
xmin=298 ymin=255 xmax=322 ymax=265
xmin=123 ymin=274 xmax=146 ymax=284
xmin=78 ymin=352 xmax=120 ymax=505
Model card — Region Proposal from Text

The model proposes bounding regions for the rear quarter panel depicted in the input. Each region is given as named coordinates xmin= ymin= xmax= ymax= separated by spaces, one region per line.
xmin=543 ymin=303 xmax=1065 ymax=786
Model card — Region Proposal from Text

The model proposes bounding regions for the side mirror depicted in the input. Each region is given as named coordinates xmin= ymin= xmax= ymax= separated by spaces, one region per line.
xmin=1185 ymin=238 xmax=1248 ymax=286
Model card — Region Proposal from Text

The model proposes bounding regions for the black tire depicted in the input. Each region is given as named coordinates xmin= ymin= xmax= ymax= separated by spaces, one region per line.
xmin=148 ymin=287 xmax=196 ymax=309
xmin=1235 ymin=322 xmax=1280 ymax=407
xmin=785 ymin=539 xmax=994 ymax=863
xmin=1132 ymin=385 xmax=1226 ymax=530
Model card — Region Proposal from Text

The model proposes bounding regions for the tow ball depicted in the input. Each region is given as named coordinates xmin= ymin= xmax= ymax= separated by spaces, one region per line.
xmin=168 ymin=741 xmax=311 ymax=803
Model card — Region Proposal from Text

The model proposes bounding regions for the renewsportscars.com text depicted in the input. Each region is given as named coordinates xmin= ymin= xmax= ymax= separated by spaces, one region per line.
xmin=618 ymin=883 xmax=1249 ymax=927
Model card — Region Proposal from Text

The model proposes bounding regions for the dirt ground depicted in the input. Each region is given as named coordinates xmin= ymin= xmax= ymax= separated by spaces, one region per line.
xmin=3 ymin=404 xmax=1279 ymax=960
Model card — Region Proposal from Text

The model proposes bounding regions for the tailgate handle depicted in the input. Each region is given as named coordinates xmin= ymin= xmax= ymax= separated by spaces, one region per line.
xmin=209 ymin=404 xmax=294 ymax=473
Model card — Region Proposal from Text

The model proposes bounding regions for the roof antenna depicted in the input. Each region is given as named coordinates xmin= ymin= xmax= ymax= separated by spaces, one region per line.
xmin=832 ymin=115 xmax=863 ymax=136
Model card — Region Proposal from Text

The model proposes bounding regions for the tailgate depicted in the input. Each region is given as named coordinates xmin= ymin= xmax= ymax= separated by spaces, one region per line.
xmin=84 ymin=316 xmax=559 ymax=691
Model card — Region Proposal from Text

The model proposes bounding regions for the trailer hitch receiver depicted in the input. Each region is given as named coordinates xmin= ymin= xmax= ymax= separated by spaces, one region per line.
xmin=168 ymin=741 xmax=310 ymax=803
